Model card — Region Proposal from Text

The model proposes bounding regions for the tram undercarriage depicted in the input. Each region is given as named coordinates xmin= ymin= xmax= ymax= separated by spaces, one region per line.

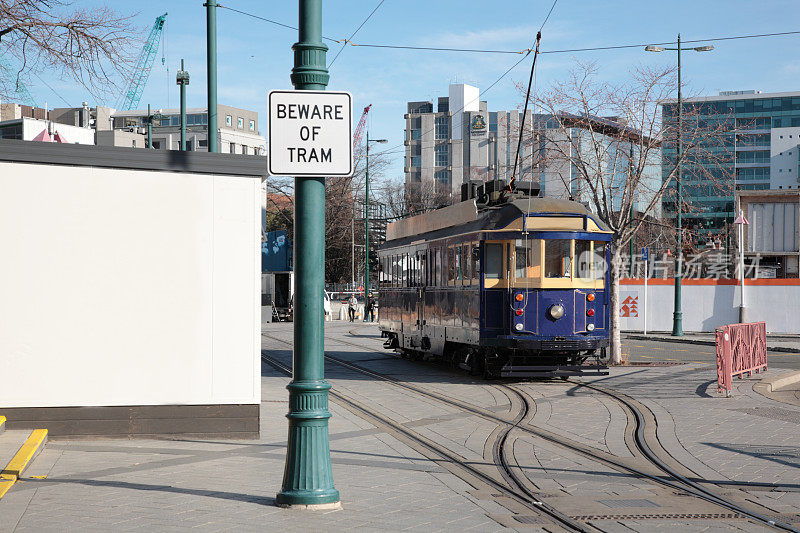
xmin=382 ymin=332 xmax=609 ymax=379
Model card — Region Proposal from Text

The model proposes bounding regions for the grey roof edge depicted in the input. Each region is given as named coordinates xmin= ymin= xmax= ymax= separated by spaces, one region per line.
xmin=0 ymin=139 xmax=267 ymax=177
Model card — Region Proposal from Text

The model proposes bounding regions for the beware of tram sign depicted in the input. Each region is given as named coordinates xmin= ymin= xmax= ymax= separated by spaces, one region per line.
xmin=268 ymin=90 xmax=353 ymax=177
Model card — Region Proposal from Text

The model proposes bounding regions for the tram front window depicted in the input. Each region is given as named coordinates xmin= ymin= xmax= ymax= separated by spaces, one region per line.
xmin=575 ymin=240 xmax=591 ymax=279
xmin=544 ymin=239 xmax=571 ymax=278
xmin=592 ymin=241 xmax=607 ymax=279
xmin=514 ymin=239 xmax=541 ymax=279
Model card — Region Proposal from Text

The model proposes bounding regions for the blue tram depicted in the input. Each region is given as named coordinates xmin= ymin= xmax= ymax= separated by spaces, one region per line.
xmin=377 ymin=181 xmax=611 ymax=378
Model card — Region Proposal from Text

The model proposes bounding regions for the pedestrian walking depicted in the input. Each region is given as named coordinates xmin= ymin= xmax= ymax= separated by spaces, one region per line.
xmin=366 ymin=293 xmax=377 ymax=322
xmin=348 ymin=294 xmax=358 ymax=322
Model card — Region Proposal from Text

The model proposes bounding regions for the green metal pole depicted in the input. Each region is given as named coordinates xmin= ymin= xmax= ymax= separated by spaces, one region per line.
xmin=146 ymin=104 xmax=152 ymax=149
xmin=672 ymin=33 xmax=683 ymax=336
xmin=364 ymin=132 xmax=370 ymax=321
xmin=206 ymin=0 xmax=218 ymax=153
xmin=178 ymin=59 xmax=188 ymax=151
xmin=276 ymin=0 xmax=339 ymax=508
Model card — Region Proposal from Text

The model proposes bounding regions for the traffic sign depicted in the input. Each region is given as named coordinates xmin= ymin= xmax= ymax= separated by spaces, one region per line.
xmin=268 ymin=90 xmax=353 ymax=177
xmin=641 ymin=247 xmax=649 ymax=261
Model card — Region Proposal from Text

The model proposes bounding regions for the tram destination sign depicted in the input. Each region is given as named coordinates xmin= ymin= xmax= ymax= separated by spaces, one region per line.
xmin=268 ymin=90 xmax=353 ymax=177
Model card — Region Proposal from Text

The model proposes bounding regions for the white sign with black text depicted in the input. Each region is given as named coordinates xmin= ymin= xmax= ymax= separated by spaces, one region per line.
xmin=268 ymin=90 xmax=353 ymax=177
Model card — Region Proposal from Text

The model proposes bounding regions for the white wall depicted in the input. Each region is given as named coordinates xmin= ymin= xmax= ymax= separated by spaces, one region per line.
xmin=0 ymin=161 xmax=261 ymax=408
xmin=449 ymin=83 xmax=479 ymax=141
xmin=22 ymin=117 xmax=95 ymax=145
xmin=619 ymin=281 xmax=800 ymax=333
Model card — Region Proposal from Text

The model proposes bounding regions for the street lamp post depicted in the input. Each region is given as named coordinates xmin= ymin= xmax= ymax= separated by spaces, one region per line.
xmin=363 ymin=131 xmax=387 ymax=322
xmin=276 ymin=0 xmax=339 ymax=509
xmin=145 ymin=106 xmax=165 ymax=149
xmin=176 ymin=59 xmax=190 ymax=151
xmin=645 ymin=35 xmax=713 ymax=336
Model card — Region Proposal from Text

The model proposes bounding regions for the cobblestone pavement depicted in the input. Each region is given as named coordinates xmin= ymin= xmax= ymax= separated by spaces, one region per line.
xmin=1 ymin=321 xmax=798 ymax=532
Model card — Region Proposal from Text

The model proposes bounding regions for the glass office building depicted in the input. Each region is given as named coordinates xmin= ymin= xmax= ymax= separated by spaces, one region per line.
xmin=662 ymin=90 xmax=800 ymax=241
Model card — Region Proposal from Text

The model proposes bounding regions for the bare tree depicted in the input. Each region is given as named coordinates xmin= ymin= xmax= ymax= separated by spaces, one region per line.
xmin=265 ymin=144 xmax=393 ymax=284
xmin=0 ymin=0 xmax=140 ymax=101
xmin=374 ymin=177 xmax=456 ymax=220
xmin=531 ymin=61 xmax=733 ymax=364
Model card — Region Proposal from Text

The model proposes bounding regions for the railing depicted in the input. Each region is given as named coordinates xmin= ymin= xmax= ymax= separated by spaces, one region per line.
xmin=715 ymin=322 xmax=767 ymax=397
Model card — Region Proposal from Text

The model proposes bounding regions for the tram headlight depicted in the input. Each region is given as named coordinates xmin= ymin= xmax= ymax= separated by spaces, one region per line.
xmin=587 ymin=323 xmax=595 ymax=332
xmin=515 ymin=323 xmax=524 ymax=331
xmin=549 ymin=304 xmax=564 ymax=320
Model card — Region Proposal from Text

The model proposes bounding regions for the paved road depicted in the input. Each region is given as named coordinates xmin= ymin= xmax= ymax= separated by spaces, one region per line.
xmin=622 ymin=338 xmax=800 ymax=369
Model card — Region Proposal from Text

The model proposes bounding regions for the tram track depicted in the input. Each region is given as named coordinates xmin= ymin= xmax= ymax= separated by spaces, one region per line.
xmin=260 ymin=349 xmax=591 ymax=532
xmin=263 ymin=329 xmax=800 ymax=532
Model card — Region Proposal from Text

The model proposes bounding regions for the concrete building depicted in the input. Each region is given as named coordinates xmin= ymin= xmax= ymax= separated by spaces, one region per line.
xmin=662 ymin=90 xmax=800 ymax=239
xmin=107 ymin=104 xmax=265 ymax=154
xmin=736 ymin=188 xmax=800 ymax=278
xmin=405 ymin=84 xmax=535 ymax=196
xmin=404 ymin=84 xmax=660 ymax=216
xmin=0 ymin=115 xmax=95 ymax=144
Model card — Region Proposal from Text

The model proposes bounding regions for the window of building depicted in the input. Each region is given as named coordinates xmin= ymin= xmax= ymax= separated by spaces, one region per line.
xmin=242 ymin=145 xmax=248 ymax=155
xmin=410 ymin=156 xmax=421 ymax=167
xmin=409 ymin=129 xmax=421 ymax=140
xmin=434 ymin=170 xmax=450 ymax=186
xmin=132 ymin=140 xmax=137 ymax=148
xmin=229 ymin=142 xmax=236 ymax=154
xmin=237 ymin=117 xmax=244 ymax=129
xmin=226 ymin=115 xmax=232 ymax=127
xmin=0 ymin=124 xmax=22 ymax=140
xmin=199 ymin=139 xmax=208 ymax=147
xmin=249 ymin=120 xmax=255 ymax=131
xmin=435 ymin=115 xmax=449 ymax=139
xmin=435 ymin=143 xmax=449 ymax=166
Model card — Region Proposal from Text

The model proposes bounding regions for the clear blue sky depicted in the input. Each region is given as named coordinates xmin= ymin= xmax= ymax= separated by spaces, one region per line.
xmin=25 ymin=0 xmax=800 ymax=180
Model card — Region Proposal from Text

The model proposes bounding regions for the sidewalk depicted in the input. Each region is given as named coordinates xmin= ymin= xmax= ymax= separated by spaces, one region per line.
xmin=624 ymin=331 xmax=800 ymax=353
xmin=1 ymin=322 xmax=798 ymax=531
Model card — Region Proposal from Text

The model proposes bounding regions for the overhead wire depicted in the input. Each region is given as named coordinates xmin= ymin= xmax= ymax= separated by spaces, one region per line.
xmin=216 ymin=4 xmax=339 ymax=42
xmin=32 ymin=73 xmax=71 ymax=107
xmin=328 ymin=0 xmax=386 ymax=69
xmin=213 ymin=4 xmax=800 ymax=54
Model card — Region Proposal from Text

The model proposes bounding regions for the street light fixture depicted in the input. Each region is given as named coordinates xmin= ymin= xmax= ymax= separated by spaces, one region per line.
xmin=645 ymin=34 xmax=714 ymax=336
xmin=364 ymin=132 xmax=387 ymax=322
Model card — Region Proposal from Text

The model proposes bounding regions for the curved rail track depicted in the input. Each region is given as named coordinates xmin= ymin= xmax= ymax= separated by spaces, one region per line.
xmin=262 ymin=328 xmax=799 ymax=532
xmin=260 ymin=350 xmax=590 ymax=532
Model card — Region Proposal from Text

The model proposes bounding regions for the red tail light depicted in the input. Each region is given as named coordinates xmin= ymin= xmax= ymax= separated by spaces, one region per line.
xmin=515 ymin=309 xmax=524 ymax=316
xmin=587 ymin=309 xmax=595 ymax=317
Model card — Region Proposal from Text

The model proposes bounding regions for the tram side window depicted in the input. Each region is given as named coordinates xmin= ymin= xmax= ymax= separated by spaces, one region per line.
xmin=575 ymin=240 xmax=592 ymax=279
xmin=434 ymin=248 xmax=441 ymax=287
xmin=472 ymin=243 xmax=480 ymax=283
xmin=420 ymin=254 xmax=426 ymax=287
xmin=592 ymin=241 xmax=607 ymax=279
xmin=447 ymin=247 xmax=455 ymax=285
xmin=455 ymin=246 xmax=462 ymax=284
xmin=485 ymin=243 xmax=503 ymax=279
xmin=544 ymin=239 xmax=571 ymax=278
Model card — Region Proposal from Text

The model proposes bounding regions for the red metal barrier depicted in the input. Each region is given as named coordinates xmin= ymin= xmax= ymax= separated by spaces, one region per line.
xmin=715 ymin=322 xmax=768 ymax=397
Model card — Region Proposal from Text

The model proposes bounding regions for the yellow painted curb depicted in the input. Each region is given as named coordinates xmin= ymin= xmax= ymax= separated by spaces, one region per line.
xmin=0 ymin=416 xmax=6 ymax=432
xmin=0 ymin=429 xmax=47 ymax=499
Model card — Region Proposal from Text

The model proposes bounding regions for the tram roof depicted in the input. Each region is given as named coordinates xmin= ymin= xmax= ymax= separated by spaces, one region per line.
xmin=385 ymin=196 xmax=611 ymax=245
